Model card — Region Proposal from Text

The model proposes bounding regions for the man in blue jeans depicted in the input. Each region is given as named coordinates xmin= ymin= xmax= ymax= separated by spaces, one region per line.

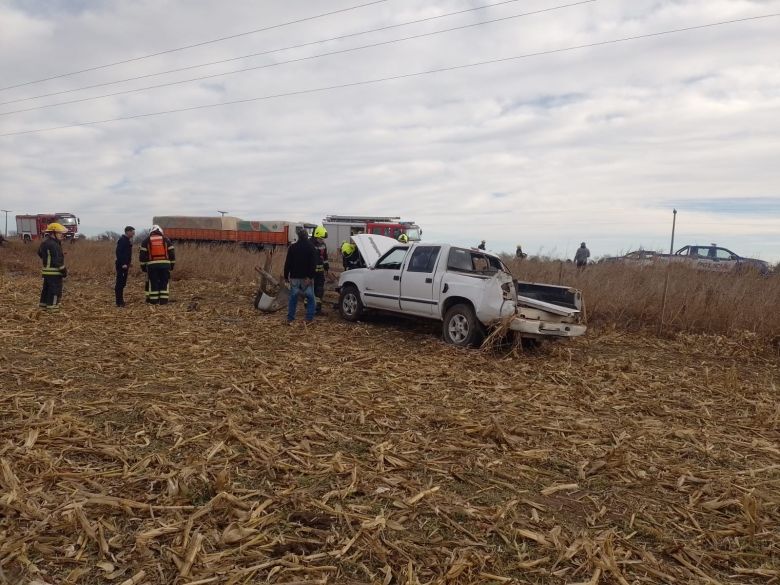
xmin=283 ymin=227 xmax=318 ymax=324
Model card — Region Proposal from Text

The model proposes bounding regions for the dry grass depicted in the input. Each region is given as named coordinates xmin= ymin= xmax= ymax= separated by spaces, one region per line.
xmin=508 ymin=257 xmax=780 ymax=340
xmin=0 ymin=274 xmax=778 ymax=584
xmin=2 ymin=239 xmax=778 ymax=340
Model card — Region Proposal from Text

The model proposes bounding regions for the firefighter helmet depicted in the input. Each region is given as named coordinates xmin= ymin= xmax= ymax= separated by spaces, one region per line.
xmin=341 ymin=241 xmax=356 ymax=255
xmin=313 ymin=225 xmax=328 ymax=239
xmin=397 ymin=233 xmax=409 ymax=244
xmin=151 ymin=224 xmax=164 ymax=235
xmin=45 ymin=223 xmax=68 ymax=234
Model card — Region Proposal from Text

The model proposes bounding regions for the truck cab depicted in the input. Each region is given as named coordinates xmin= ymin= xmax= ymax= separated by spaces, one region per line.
xmin=338 ymin=235 xmax=586 ymax=347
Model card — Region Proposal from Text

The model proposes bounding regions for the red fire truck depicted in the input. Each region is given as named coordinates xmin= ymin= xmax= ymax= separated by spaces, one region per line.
xmin=16 ymin=213 xmax=80 ymax=241
xmin=322 ymin=215 xmax=422 ymax=253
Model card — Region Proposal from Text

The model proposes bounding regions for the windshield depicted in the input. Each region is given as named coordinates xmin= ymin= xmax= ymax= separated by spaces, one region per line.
xmin=56 ymin=216 xmax=77 ymax=225
xmin=404 ymin=227 xmax=421 ymax=241
xmin=447 ymin=247 xmax=509 ymax=275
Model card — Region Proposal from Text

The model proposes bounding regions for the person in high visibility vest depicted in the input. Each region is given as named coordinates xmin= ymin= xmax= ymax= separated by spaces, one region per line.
xmin=139 ymin=225 xmax=176 ymax=304
xmin=37 ymin=223 xmax=68 ymax=310
xmin=311 ymin=225 xmax=329 ymax=314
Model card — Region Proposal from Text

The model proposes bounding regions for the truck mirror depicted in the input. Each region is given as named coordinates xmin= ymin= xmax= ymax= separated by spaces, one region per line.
xmin=77 ymin=218 xmax=80 ymax=224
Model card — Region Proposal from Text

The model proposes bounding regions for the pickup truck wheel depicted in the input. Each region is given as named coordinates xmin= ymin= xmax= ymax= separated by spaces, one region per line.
xmin=339 ymin=285 xmax=363 ymax=322
xmin=443 ymin=304 xmax=484 ymax=348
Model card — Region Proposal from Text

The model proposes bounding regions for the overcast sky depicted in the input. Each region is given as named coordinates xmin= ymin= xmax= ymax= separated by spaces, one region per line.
xmin=1 ymin=0 xmax=778 ymax=260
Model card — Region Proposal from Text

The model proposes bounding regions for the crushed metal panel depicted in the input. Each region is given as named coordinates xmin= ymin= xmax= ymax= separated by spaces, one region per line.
xmin=517 ymin=295 xmax=580 ymax=318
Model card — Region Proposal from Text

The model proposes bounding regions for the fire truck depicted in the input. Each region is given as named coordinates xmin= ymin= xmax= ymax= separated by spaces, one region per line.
xmin=321 ymin=215 xmax=422 ymax=253
xmin=16 ymin=213 xmax=80 ymax=242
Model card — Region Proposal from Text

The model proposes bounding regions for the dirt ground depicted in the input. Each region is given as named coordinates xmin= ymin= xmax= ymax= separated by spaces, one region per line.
xmin=1 ymin=275 xmax=778 ymax=585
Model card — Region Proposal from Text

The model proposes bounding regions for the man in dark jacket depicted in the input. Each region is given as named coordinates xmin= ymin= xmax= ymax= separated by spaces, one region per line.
xmin=574 ymin=242 xmax=590 ymax=269
xmin=115 ymin=226 xmax=135 ymax=307
xmin=283 ymin=228 xmax=317 ymax=324
xmin=37 ymin=223 xmax=68 ymax=310
xmin=139 ymin=225 xmax=176 ymax=305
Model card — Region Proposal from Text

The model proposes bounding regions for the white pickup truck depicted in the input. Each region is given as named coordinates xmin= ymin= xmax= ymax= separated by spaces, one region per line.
xmin=336 ymin=235 xmax=586 ymax=347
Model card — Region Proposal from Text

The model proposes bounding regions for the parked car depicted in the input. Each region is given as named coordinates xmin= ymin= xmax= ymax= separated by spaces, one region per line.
xmin=600 ymin=250 xmax=666 ymax=264
xmin=672 ymin=244 xmax=770 ymax=275
xmin=602 ymin=244 xmax=770 ymax=275
xmin=337 ymin=235 xmax=586 ymax=347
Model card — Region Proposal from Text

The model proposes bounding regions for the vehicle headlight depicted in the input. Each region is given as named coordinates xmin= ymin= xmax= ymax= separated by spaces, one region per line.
xmin=501 ymin=282 xmax=514 ymax=300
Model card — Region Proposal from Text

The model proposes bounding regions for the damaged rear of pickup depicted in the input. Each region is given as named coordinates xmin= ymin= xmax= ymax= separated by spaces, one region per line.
xmin=337 ymin=235 xmax=586 ymax=348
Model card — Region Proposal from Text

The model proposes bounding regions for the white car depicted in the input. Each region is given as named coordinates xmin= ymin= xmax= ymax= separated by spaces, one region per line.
xmin=337 ymin=235 xmax=586 ymax=347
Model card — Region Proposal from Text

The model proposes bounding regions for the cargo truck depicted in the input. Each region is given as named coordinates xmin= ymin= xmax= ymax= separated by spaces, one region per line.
xmin=152 ymin=216 xmax=316 ymax=248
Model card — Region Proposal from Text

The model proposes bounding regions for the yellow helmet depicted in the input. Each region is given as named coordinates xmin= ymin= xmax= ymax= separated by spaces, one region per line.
xmin=313 ymin=225 xmax=328 ymax=239
xmin=45 ymin=222 xmax=68 ymax=234
xmin=397 ymin=233 xmax=409 ymax=243
xmin=341 ymin=241 xmax=356 ymax=255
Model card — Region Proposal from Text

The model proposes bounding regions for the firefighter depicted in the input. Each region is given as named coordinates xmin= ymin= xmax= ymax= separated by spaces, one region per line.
xmin=311 ymin=225 xmax=329 ymax=314
xmin=397 ymin=233 xmax=409 ymax=244
xmin=37 ymin=223 xmax=68 ymax=310
xmin=139 ymin=225 xmax=175 ymax=304
xmin=341 ymin=241 xmax=363 ymax=270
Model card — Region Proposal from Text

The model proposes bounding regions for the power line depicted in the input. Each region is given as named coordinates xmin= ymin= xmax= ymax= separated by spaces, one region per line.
xmin=1 ymin=13 xmax=777 ymax=138
xmin=0 ymin=0 xmax=549 ymax=107
xmin=0 ymin=1 xmax=596 ymax=117
xmin=0 ymin=0 xmax=390 ymax=92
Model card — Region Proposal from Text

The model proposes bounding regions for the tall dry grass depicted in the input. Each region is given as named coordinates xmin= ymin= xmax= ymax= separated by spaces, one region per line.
xmin=0 ymin=240 xmax=283 ymax=284
xmin=2 ymin=240 xmax=778 ymax=338
xmin=507 ymin=257 xmax=779 ymax=338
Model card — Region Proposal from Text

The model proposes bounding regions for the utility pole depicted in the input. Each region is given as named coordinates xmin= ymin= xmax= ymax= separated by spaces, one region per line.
xmin=658 ymin=209 xmax=677 ymax=335
xmin=0 ymin=209 xmax=10 ymax=237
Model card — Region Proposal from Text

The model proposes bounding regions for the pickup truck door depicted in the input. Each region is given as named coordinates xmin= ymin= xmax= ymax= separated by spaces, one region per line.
xmin=362 ymin=247 xmax=408 ymax=311
xmin=400 ymin=245 xmax=442 ymax=316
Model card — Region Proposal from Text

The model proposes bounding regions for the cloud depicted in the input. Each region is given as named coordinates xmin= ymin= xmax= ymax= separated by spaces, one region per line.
xmin=1 ymin=0 xmax=779 ymax=261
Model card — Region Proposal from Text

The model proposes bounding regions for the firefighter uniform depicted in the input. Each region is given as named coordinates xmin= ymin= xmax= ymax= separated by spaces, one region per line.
xmin=37 ymin=232 xmax=67 ymax=310
xmin=139 ymin=228 xmax=175 ymax=304
xmin=341 ymin=241 xmax=363 ymax=270
xmin=311 ymin=228 xmax=329 ymax=315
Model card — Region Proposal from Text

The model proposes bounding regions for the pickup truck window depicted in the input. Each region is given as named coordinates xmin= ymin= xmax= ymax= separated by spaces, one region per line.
xmin=715 ymin=248 xmax=734 ymax=260
xmin=375 ymin=247 xmax=408 ymax=270
xmin=407 ymin=246 xmax=441 ymax=273
xmin=447 ymin=248 xmax=505 ymax=274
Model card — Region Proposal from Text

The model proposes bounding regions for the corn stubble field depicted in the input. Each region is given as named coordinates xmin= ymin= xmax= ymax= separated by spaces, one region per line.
xmin=1 ymin=241 xmax=778 ymax=585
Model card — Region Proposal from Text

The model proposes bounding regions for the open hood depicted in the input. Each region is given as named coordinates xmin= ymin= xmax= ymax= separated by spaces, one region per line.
xmin=351 ymin=234 xmax=402 ymax=268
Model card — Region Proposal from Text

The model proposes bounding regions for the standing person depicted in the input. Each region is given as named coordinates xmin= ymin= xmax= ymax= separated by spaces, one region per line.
xmin=115 ymin=226 xmax=135 ymax=307
xmin=311 ymin=225 xmax=329 ymax=315
xmin=477 ymin=240 xmax=486 ymax=250
xmin=37 ymin=223 xmax=68 ymax=310
xmin=284 ymin=227 xmax=317 ymax=324
xmin=516 ymin=244 xmax=527 ymax=259
xmin=574 ymin=242 xmax=590 ymax=269
xmin=139 ymin=225 xmax=175 ymax=305
xmin=397 ymin=233 xmax=409 ymax=244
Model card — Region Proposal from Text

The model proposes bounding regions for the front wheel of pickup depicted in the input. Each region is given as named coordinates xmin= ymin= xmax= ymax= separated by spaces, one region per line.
xmin=339 ymin=285 xmax=364 ymax=322
xmin=443 ymin=304 xmax=484 ymax=347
